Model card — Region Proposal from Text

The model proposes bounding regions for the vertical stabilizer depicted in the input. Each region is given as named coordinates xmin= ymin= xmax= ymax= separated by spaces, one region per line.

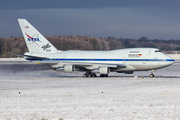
xmin=18 ymin=19 xmax=57 ymax=53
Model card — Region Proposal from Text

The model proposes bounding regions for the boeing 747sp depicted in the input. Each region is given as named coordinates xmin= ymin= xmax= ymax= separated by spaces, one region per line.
xmin=17 ymin=19 xmax=174 ymax=77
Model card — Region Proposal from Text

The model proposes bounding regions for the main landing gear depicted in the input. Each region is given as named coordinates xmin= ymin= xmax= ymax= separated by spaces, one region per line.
xmin=150 ymin=70 xmax=156 ymax=78
xmin=83 ymin=72 xmax=97 ymax=77
xmin=83 ymin=72 xmax=109 ymax=77
xmin=100 ymin=74 xmax=108 ymax=77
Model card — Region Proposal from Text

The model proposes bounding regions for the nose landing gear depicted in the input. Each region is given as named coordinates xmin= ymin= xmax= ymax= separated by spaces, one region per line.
xmin=150 ymin=70 xmax=156 ymax=78
xmin=150 ymin=74 xmax=154 ymax=78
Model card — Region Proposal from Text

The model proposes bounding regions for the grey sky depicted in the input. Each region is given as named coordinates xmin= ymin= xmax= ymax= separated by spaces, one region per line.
xmin=0 ymin=0 xmax=180 ymax=39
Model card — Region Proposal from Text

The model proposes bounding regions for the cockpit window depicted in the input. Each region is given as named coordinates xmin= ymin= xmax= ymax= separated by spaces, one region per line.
xmin=155 ymin=50 xmax=161 ymax=52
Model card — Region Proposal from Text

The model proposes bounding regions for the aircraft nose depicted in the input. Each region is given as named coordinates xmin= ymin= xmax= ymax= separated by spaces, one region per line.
xmin=166 ymin=56 xmax=175 ymax=66
xmin=168 ymin=59 xmax=175 ymax=64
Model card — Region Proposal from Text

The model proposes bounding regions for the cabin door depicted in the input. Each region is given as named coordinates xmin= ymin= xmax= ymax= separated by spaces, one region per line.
xmin=142 ymin=56 xmax=146 ymax=64
xmin=123 ymin=56 xmax=126 ymax=64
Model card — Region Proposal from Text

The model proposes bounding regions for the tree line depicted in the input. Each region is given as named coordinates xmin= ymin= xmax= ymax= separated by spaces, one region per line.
xmin=0 ymin=36 xmax=180 ymax=58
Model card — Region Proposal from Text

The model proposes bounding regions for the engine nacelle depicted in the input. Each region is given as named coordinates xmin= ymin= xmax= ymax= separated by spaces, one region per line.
xmin=99 ymin=67 xmax=109 ymax=74
xmin=64 ymin=65 xmax=75 ymax=72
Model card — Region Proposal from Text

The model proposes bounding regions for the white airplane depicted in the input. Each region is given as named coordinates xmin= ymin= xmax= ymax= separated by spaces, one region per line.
xmin=17 ymin=19 xmax=174 ymax=77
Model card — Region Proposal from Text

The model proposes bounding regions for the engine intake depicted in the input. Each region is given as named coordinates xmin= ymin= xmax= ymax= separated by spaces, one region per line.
xmin=64 ymin=65 xmax=75 ymax=72
xmin=99 ymin=67 xmax=109 ymax=74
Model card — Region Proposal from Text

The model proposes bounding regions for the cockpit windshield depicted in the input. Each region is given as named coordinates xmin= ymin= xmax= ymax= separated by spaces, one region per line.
xmin=155 ymin=50 xmax=161 ymax=52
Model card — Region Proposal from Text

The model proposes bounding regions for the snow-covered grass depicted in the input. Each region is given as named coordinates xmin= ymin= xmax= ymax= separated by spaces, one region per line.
xmin=0 ymin=63 xmax=180 ymax=119
xmin=1 ymin=77 xmax=180 ymax=120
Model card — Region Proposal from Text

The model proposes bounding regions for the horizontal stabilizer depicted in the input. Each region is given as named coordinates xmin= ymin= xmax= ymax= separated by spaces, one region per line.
xmin=7 ymin=52 xmax=49 ymax=60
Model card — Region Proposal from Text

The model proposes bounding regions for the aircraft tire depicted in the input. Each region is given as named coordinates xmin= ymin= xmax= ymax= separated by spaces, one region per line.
xmin=83 ymin=74 xmax=87 ymax=77
xmin=84 ymin=73 xmax=97 ymax=77
xmin=100 ymin=74 xmax=108 ymax=77
xmin=150 ymin=74 xmax=154 ymax=78
xmin=92 ymin=73 xmax=97 ymax=77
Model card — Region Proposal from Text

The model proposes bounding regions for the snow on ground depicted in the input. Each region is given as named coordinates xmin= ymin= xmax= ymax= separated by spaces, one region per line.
xmin=0 ymin=63 xmax=180 ymax=119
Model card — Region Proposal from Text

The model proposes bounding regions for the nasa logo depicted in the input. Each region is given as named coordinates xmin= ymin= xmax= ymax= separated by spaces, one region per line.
xmin=28 ymin=37 xmax=39 ymax=41
xmin=25 ymin=33 xmax=41 ymax=42
xmin=42 ymin=43 xmax=51 ymax=51
xmin=25 ymin=33 xmax=41 ymax=47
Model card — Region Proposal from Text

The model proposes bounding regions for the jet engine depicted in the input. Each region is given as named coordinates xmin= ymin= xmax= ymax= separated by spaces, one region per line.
xmin=64 ymin=65 xmax=75 ymax=72
xmin=99 ymin=67 xmax=109 ymax=74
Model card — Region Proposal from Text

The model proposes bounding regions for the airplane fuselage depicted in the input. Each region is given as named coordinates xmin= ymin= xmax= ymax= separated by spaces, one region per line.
xmin=25 ymin=48 xmax=174 ymax=73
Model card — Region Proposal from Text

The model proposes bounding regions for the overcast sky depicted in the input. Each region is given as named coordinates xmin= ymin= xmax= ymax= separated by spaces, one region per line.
xmin=1 ymin=0 xmax=180 ymax=39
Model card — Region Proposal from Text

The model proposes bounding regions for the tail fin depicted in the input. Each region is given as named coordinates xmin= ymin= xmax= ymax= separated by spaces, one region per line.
xmin=18 ymin=19 xmax=57 ymax=53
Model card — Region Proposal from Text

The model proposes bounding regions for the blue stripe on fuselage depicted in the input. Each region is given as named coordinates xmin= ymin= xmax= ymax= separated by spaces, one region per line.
xmin=26 ymin=58 xmax=175 ymax=62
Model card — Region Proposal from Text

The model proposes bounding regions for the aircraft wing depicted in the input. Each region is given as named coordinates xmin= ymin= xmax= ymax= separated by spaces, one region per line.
xmin=74 ymin=63 xmax=126 ymax=71
xmin=63 ymin=62 xmax=126 ymax=70
xmin=57 ymin=61 xmax=126 ymax=68
xmin=60 ymin=61 xmax=125 ymax=67
xmin=51 ymin=61 xmax=126 ymax=71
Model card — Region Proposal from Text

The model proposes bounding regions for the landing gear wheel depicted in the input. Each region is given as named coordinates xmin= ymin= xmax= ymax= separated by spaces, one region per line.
xmin=100 ymin=74 xmax=108 ymax=77
xmin=150 ymin=74 xmax=154 ymax=78
xmin=150 ymin=70 xmax=156 ymax=78
xmin=83 ymin=74 xmax=87 ymax=77
xmin=83 ymin=72 xmax=97 ymax=78
xmin=92 ymin=73 xmax=97 ymax=77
